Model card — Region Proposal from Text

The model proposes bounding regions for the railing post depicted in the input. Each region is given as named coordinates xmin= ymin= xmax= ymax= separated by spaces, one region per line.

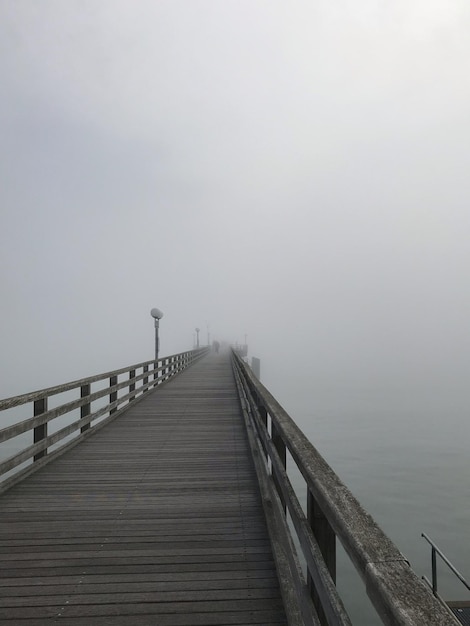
xmin=154 ymin=359 xmax=159 ymax=385
xmin=257 ymin=401 xmax=268 ymax=460
xmin=129 ymin=369 xmax=136 ymax=402
xmin=33 ymin=398 xmax=48 ymax=461
xmin=143 ymin=364 xmax=149 ymax=392
xmin=110 ymin=375 xmax=118 ymax=414
xmin=257 ymin=397 xmax=268 ymax=429
xmin=308 ymin=489 xmax=336 ymax=625
xmin=271 ymin=420 xmax=286 ymax=511
xmin=432 ymin=547 xmax=437 ymax=595
xmin=80 ymin=384 xmax=91 ymax=433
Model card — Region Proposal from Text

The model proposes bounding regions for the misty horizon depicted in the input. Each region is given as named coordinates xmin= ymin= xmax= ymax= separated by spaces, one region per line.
xmin=2 ymin=1 xmax=470 ymax=410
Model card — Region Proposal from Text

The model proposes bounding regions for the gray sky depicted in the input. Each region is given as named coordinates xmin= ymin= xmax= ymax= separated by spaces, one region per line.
xmin=1 ymin=0 xmax=470 ymax=402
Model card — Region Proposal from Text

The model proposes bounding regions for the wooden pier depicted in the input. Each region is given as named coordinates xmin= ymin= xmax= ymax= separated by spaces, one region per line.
xmin=0 ymin=349 xmax=461 ymax=625
xmin=0 ymin=353 xmax=287 ymax=624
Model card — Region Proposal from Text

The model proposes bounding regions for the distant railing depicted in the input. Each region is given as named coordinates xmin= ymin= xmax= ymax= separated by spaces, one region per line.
xmin=0 ymin=347 xmax=209 ymax=493
xmin=231 ymin=350 xmax=456 ymax=626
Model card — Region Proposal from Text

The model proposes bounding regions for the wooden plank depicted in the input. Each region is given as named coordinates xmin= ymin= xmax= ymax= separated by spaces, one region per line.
xmin=0 ymin=569 xmax=279 ymax=585
xmin=0 ymin=597 xmax=286 ymax=618
xmin=0 ymin=561 xmax=278 ymax=579
xmin=1 ymin=587 xmax=282 ymax=606
xmin=0 ymin=577 xmax=281 ymax=597
xmin=0 ymin=610 xmax=287 ymax=626
xmin=0 ymin=353 xmax=287 ymax=624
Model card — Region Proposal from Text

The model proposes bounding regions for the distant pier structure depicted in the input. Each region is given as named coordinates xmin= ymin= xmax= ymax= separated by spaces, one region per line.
xmin=251 ymin=356 xmax=261 ymax=379
xmin=0 ymin=348 xmax=463 ymax=625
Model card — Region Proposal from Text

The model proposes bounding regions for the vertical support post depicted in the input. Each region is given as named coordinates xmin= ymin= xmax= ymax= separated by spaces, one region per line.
xmin=257 ymin=401 xmax=268 ymax=461
xmin=308 ymin=489 xmax=336 ymax=625
xmin=33 ymin=398 xmax=48 ymax=461
xmin=110 ymin=375 xmax=118 ymax=414
xmin=129 ymin=369 xmax=136 ymax=402
xmin=432 ymin=547 xmax=437 ymax=595
xmin=271 ymin=420 xmax=286 ymax=511
xmin=143 ymin=364 xmax=149 ymax=392
xmin=154 ymin=359 xmax=159 ymax=385
xmin=80 ymin=384 xmax=91 ymax=433
xmin=258 ymin=399 xmax=268 ymax=429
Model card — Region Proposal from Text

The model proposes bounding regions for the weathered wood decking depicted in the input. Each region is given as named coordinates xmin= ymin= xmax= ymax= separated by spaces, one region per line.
xmin=0 ymin=352 xmax=287 ymax=625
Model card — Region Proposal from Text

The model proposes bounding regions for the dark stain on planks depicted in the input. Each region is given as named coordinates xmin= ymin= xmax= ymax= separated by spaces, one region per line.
xmin=0 ymin=353 xmax=287 ymax=625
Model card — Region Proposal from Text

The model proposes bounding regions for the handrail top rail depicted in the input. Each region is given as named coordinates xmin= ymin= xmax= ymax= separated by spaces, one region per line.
xmin=0 ymin=348 xmax=207 ymax=411
xmin=422 ymin=533 xmax=470 ymax=591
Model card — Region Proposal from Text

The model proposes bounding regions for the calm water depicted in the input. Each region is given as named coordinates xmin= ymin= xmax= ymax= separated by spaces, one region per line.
xmin=272 ymin=383 xmax=470 ymax=624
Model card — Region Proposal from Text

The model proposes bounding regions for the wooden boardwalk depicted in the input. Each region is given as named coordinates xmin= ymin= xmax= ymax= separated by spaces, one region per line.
xmin=0 ymin=352 xmax=287 ymax=625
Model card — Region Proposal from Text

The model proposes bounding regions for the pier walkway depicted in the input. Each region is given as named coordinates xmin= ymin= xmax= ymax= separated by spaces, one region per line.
xmin=0 ymin=352 xmax=287 ymax=625
xmin=0 ymin=347 xmax=460 ymax=625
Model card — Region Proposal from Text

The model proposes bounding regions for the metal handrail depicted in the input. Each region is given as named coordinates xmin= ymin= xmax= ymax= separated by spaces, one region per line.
xmin=422 ymin=533 xmax=470 ymax=597
xmin=231 ymin=349 xmax=457 ymax=625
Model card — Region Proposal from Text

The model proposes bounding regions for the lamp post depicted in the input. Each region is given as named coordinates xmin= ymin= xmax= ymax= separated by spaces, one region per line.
xmin=195 ymin=327 xmax=200 ymax=349
xmin=150 ymin=308 xmax=164 ymax=360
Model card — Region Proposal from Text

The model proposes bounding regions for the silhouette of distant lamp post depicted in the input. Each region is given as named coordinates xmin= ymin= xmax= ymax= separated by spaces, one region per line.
xmin=150 ymin=308 xmax=164 ymax=360
xmin=195 ymin=327 xmax=200 ymax=349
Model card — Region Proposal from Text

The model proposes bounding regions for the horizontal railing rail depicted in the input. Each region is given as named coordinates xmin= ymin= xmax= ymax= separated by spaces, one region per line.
xmin=231 ymin=350 xmax=457 ymax=626
xmin=0 ymin=347 xmax=209 ymax=493
xmin=421 ymin=533 xmax=470 ymax=601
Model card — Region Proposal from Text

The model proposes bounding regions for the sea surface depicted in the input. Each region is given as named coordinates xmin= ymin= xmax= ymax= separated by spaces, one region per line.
xmin=265 ymin=380 xmax=470 ymax=625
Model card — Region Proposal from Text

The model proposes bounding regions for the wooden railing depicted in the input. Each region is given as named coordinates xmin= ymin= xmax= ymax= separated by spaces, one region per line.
xmin=231 ymin=350 xmax=457 ymax=626
xmin=0 ymin=347 xmax=209 ymax=493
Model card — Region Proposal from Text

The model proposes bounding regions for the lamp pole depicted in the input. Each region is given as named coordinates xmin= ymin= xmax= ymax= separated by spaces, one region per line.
xmin=195 ymin=327 xmax=200 ymax=349
xmin=154 ymin=318 xmax=159 ymax=360
xmin=150 ymin=308 xmax=164 ymax=361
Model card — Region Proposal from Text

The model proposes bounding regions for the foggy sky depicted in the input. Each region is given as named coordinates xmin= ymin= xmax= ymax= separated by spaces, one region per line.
xmin=1 ymin=0 xmax=470 ymax=407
